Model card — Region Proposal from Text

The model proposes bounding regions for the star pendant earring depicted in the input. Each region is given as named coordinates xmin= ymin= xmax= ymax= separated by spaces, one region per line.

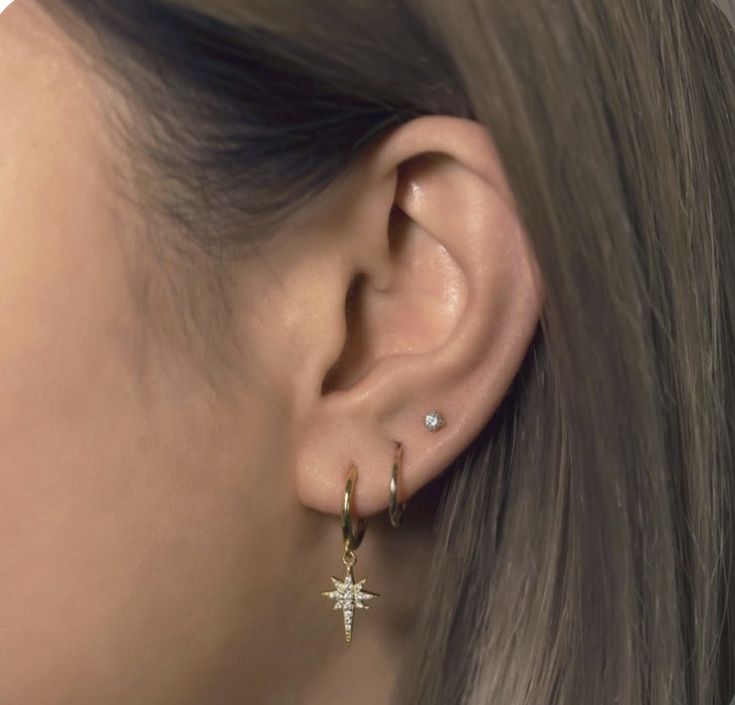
xmin=321 ymin=464 xmax=379 ymax=645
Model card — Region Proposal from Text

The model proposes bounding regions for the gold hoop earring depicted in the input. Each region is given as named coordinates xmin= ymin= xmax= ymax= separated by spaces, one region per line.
xmin=342 ymin=463 xmax=366 ymax=553
xmin=389 ymin=441 xmax=406 ymax=528
xmin=321 ymin=464 xmax=379 ymax=645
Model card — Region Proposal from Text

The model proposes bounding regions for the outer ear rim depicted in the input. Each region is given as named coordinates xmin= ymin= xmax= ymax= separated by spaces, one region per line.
xmin=371 ymin=116 xmax=515 ymax=211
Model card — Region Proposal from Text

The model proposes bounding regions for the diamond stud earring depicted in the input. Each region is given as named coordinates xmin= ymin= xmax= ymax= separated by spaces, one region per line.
xmin=423 ymin=409 xmax=446 ymax=432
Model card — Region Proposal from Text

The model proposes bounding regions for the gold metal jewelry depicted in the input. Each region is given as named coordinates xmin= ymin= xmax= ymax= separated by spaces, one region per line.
xmin=321 ymin=464 xmax=379 ymax=645
xmin=389 ymin=441 xmax=406 ymax=528
xmin=342 ymin=463 xmax=366 ymax=552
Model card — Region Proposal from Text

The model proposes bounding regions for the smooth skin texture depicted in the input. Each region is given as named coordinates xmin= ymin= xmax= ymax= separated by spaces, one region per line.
xmin=0 ymin=2 xmax=542 ymax=703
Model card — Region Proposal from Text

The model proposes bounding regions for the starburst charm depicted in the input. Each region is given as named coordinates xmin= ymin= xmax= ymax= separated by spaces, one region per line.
xmin=321 ymin=564 xmax=379 ymax=645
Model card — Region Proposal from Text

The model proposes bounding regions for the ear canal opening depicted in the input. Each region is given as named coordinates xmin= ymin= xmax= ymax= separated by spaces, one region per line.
xmin=387 ymin=203 xmax=408 ymax=257
xmin=320 ymin=272 xmax=366 ymax=395
xmin=320 ymin=204 xmax=407 ymax=396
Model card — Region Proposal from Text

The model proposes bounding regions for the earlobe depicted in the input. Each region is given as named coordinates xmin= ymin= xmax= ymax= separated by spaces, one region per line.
xmin=290 ymin=116 xmax=543 ymax=519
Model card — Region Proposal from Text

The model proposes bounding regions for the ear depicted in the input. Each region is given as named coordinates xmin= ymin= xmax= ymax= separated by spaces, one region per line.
xmin=284 ymin=115 xmax=542 ymax=518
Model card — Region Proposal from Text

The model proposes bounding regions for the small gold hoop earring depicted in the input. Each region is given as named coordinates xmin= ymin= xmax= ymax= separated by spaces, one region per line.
xmin=342 ymin=464 xmax=366 ymax=555
xmin=322 ymin=464 xmax=379 ymax=645
xmin=389 ymin=442 xmax=406 ymax=528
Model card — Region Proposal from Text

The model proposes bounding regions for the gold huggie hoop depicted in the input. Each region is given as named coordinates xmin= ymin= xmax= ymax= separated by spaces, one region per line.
xmin=389 ymin=442 xmax=406 ymax=528
xmin=322 ymin=463 xmax=379 ymax=645
xmin=342 ymin=464 xmax=367 ymax=560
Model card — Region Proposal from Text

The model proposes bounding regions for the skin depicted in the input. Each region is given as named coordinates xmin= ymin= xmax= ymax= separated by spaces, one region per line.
xmin=0 ymin=2 xmax=542 ymax=703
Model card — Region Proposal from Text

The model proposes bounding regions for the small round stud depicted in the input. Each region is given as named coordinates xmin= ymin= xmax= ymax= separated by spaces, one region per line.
xmin=423 ymin=409 xmax=445 ymax=432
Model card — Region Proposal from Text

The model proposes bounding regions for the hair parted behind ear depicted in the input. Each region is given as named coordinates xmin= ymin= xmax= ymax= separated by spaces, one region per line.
xmin=37 ymin=1 xmax=735 ymax=704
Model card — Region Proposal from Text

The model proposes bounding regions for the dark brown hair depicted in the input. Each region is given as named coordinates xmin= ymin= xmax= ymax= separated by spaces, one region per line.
xmin=39 ymin=1 xmax=735 ymax=703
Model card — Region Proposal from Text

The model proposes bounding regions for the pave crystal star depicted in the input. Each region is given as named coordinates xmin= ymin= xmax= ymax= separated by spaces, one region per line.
xmin=321 ymin=567 xmax=379 ymax=645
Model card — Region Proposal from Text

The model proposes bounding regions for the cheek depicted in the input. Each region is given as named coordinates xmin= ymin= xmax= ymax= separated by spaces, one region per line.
xmin=0 ymin=200 xmax=286 ymax=699
xmin=0 ymin=11 xmax=304 ymax=700
xmin=0 ymin=35 xmax=288 ymax=702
